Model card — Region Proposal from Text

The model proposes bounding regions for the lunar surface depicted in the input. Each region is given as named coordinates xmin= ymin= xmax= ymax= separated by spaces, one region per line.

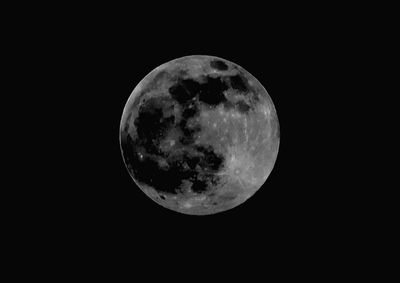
xmin=119 ymin=55 xmax=279 ymax=215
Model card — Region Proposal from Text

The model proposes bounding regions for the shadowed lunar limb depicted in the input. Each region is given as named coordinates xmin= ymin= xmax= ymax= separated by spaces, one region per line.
xmin=119 ymin=55 xmax=279 ymax=215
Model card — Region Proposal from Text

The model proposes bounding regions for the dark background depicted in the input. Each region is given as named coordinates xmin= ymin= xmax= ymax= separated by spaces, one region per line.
xmin=4 ymin=1 xmax=382 ymax=276
xmin=19 ymin=4 xmax=362 ymax=262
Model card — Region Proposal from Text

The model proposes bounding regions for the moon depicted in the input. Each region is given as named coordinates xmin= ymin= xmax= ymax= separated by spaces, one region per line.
xmin=119 ymin=55 xmax=279 ymax=215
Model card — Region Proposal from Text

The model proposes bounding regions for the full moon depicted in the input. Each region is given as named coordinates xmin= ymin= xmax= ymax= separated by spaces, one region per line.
xmin=119 ymin=55 xmax=279 ymax=215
